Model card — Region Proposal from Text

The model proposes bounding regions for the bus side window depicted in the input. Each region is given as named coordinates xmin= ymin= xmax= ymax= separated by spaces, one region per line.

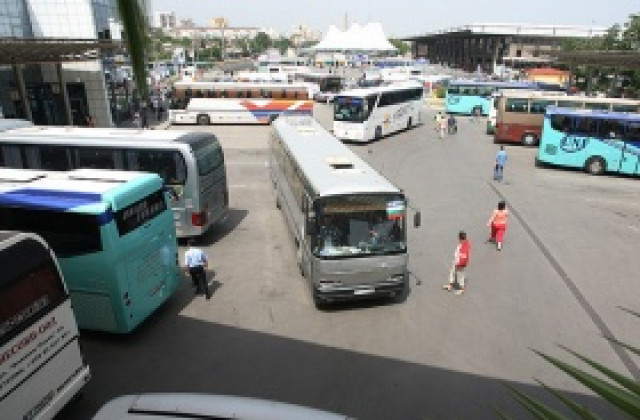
xmin=25 ymin=145 xmax=71 ymax=170
xmin=126 ymin=150 xmax=186 ymax=185
xmin=550 ymin=115 xmax=569 ymax=132
xmin=0 ymin=145 xmax=24 ymax=168
xmin=75 ymin=148 xmax=117 ymax=169
xmin=625 ymin=122 xmax=640 ymax=141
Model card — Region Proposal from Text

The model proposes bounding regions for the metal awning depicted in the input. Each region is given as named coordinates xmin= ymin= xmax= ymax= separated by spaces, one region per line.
xmin=554 ymin=50 xmax=640 ymax=69
xmin=0 ymin=37 xmax=121 ymax=65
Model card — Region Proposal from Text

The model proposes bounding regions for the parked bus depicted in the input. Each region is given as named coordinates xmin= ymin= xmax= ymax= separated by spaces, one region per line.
xmin=445 ymin=80 xmax=564 ymax=116
xmin=0 ymin=125 xmax=227 ymax=238
xmin=294 ymin=72 xmax=344 ymax=103
xmin=537 ymin=107 xmax=640 ymax=176
xmin=493 ymin=91 xmax=640 ymax=146
xmin=270 ymin=116 xmax=421 ymax=307
xmin=169 ymin=81 xmax=316 ymax=125
xmin=0 ymin=168 xmax=181 ymax=333
xmin=0 ymin=231 xmax=91 ymax=420
xmin=333 ymin=81 xmax=424 ymax=142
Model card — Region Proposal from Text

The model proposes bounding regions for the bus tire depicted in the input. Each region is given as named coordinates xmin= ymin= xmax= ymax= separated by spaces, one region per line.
xmin=407 ymin=117 xmax=412 ymax=130
xmin=472 ymin=106 xmax=482 ymax=117
xmin=197 ymin=114 xmax=210 ymax=125
xmin=374 ymin=126 xmax=382 ymax=140
xmin=522 ymin=133 xmax=538 ymax=147
xmin=585 ymin=156 xmax=606 ymax=175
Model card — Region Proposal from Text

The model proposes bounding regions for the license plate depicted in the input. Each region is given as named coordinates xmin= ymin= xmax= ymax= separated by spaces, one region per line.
xmin=354 ymin=288 xmax=375 ymax=296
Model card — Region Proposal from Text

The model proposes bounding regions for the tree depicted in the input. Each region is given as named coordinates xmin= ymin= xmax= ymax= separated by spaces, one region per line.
xmin=253 ymin=32 xmax=272 ymax=53
xmin=390 ymin=39 xmax=410 ymax=56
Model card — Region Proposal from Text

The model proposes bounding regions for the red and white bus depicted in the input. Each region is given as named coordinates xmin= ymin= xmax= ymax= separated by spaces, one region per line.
xmin=169 ymin=81 xmax=316 ymax=124
xmin=494 ymin=90 xmax=640 ymax=146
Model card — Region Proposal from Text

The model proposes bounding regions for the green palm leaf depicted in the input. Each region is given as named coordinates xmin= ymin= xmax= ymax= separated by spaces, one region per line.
xmin=116 ymin=0 xmax=149 ymax=101
xmin=558 ymin=345 xmax=640 ymax=396
xmin=533 ymin=378 xmax=602 ymax=420
xmin=603 ymin=336 xmax=640 ymax=358
xmin=532 ymin=349 xmax=640 ymax=417
xmin=505 ymin=383 xmax=567 ymax=419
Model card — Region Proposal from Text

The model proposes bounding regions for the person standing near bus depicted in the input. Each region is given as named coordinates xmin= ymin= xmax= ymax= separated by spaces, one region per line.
xmin=442 ymin=231 xmax=470 ymax=295
xmin=493 ymin=146 xmax=508 ymax=181
xmin=184 ymin=239 xmax=210 ymax=299
xmin=487 ymin=200 xmax=508 ymax=251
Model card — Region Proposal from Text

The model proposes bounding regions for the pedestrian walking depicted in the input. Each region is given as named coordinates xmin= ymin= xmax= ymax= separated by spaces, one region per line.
xmin=442 ymin=231 xmax=471 ymax=295
xmin=447 ymin=114 xmax=457 ymax=134
xmin=493 ymin=146 xmax=508 ymax=181
xmin=487 ymin=200 xmax=508 ymax=251
xmin=183 ymin=239 xmax=211 ymax=299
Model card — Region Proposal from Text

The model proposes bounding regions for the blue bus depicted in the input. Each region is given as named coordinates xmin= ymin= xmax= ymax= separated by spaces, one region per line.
xmin=537 ymin=107 xmax=640 ymax=176
xmin=445 ymin=80 xmax=564 ymax=116
xmin=0 ymin=168 xmax=180 ymax=333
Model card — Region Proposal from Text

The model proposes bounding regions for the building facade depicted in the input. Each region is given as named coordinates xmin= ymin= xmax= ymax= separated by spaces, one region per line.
xmin=404 ymin=23 xmax=608 ymax=74
xmin=0 ymin=0 xmax=149 ymax=127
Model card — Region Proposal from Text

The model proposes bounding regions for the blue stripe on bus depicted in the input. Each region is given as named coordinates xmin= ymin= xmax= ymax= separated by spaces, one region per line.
xmin=0 ymin=188 xmax=114 ymax=225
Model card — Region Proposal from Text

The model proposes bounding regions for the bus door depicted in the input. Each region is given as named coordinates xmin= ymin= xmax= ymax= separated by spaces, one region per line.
xmin=618 ymin=141 xmax=640 ymax=175
xmin=300 ymin=192 xmax=314 ymax=277
xmin=619 ymin=122 xmax=640 ymax=175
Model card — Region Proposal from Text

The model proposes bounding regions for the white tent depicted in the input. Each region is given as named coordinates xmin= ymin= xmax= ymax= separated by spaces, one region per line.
xmin=312 ymin=22 xmax=397 ymax=52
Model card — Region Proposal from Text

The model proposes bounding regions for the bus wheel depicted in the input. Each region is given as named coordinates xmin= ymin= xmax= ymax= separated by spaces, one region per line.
xmin=197 ymin=114 xmax=210 ymax=125
xmin=585 ymin=156 xmax=606 ymax=175
xmin=375 ymin=126 xmax=382 ymax=140
xmin=407 ymin=117 xmax=412 ymax=130
xmin=472 ymin=107 xmax=482 ymax=117
xmin=522 ymin=133 xmax=538 ymax=147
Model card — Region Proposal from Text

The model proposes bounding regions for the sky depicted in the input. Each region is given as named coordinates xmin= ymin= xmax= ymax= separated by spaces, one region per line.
xmin=151 ymin=0 xmax=639 ymax=38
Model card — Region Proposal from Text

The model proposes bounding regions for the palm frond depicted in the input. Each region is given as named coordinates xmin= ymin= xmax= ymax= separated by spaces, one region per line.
xmin=505 ymin=383 xmax=568 ymax=419
xmin=116 ymin=0 xmax=149 ymax=100
xmin=603 ymin=335 xmax=640 ymax=358
xmin=557 ymin=345 xmax=640 ymax=396
xmin=533 ymin=378 xmax=603 ymax=420
xmin=532 ymin=349 xmax=640 ymax=417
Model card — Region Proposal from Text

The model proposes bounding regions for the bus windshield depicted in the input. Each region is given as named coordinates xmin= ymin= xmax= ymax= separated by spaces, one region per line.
xmin=313 ymin=194 xmax=406 ymax=258
xmin=334 ymin=97 xmax=368 ymax=122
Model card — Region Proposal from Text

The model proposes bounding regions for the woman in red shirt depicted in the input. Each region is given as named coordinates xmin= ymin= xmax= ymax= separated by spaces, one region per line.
xmin=487 ymin=200 xmax=508 ymax=251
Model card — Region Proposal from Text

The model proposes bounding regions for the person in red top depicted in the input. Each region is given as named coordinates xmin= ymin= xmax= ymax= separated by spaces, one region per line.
xmin=487 ymin=200 xmax=508 ymax=251
xmin=443 ymin=231 xmax=470 ymax=295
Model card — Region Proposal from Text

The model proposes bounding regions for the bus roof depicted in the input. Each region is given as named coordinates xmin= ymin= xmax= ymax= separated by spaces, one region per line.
xmin=0 ymin=118 xmax=33 ymax=132
xmin=0 ymin=168 xmax=161 ymax=213
xmin=272 ymin=116 xmax=401 ymax=197
xmin=0 ymin=125 xmax=215 ymax=147
xmin=336 ymin=81 xmax=423 ymax=97
xmin=173 ymin=81 xmax=312 ymax=90
xmin=546 ymin=106 xmax=640 ymax=120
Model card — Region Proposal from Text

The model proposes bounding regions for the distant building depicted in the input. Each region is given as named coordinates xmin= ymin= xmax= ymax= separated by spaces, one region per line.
xmin=403 ymin=23 xmax=608 ymax=74
xmin=154 ymin=11 xmax=177 ymax=32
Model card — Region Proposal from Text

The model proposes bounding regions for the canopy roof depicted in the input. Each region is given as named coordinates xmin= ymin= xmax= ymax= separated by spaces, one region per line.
xmin=311 ymin=23 xmax=397 ymax=52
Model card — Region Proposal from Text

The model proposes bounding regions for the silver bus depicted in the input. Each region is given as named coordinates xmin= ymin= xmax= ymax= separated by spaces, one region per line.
xmin=0 ymin=123 xmax=228 ymax=238
xmin=0 ymin=231 xmax=91 ymax=419
xmin=270 ymin=115 xmax=420 ymax=307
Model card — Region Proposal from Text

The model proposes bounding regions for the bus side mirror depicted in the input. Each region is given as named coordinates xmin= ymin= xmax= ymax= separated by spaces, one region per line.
xmin=307 ymin=217 xmax=316 ymax=233
xmin=414 ymin=212 xmax=421 ymax=228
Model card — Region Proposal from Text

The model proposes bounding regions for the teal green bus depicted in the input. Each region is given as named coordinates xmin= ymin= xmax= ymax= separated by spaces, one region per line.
xmin=0 ymin=168 xmax=180 ymax=333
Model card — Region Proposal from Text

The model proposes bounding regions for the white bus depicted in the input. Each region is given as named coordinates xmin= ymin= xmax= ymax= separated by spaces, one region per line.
xmin=0 ymin=231 xmax=91 ymax=419
xmin=270 ymin=116 xmax=420 ymax=307
xmin=169 ymin=81 xmax=317 ymax=125
xmin=0 ymin=124 xmax=228 ymax=238
xmin=333 ymin=81 xmax=424 ymax=142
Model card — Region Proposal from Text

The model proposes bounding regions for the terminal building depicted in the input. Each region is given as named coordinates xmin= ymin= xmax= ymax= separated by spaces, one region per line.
xmin=0 ymin=0 xmax=150 ymax=127
xmin=403 ymin=23 xmax=608 ymax=75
